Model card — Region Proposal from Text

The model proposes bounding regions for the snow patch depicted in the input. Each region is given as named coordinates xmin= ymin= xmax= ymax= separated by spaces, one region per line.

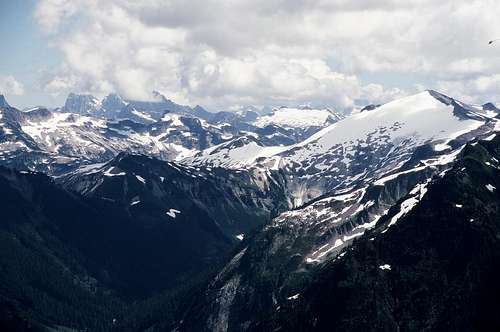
xmin=254 ymin=107 xmax=338 ymax=129
xmin=135 ymin=175 xmax=146 ymax=184
xmin=166 ymin=208 xmax=181 ymax=218
xmin=379 ymin=264 xmax=391 ymax=271
xmin=103 ymin=167 xmax=126 ymax=177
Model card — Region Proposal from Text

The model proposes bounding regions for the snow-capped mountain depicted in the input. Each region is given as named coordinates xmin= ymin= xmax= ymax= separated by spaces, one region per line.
xmin=178 ymin=91 xmax=500 ymax=331
xmin=0 ymin=95 xmax=343 ymax=175
xmin=60 ymin=91 xmax=208 ymax=123
xmin=2 ymin=88 xmax=500 ymax=331
xmin=192 ymin=90 xmax=496 ymax=204
xmin=0 ymin=100 xmax=244 ymax=174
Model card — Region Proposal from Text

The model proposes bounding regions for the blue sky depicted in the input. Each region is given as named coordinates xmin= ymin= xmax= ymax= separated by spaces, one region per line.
xmin=1 ymin=1 xmax=500 ymax=110
xmin=0 ymin=0 xmax=63 ymax=108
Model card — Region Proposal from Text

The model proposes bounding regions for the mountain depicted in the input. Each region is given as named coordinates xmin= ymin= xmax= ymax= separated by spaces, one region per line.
xmin=256 ymin=134 xmax=500 ymax=331
xmin=0 ymin=104 xmax=245 ymax=174
xmin=191 ymin=90 xmax=496 ymax=204
xmin=177 ymin=90 xmax=499 ymax=332
xmin=0 ymin=96 xmax=341 ymax=176
xmin=2 ymin=89 xmax=500 ymax=331
xmin=60 ymin=92 xmax=211 ymax=123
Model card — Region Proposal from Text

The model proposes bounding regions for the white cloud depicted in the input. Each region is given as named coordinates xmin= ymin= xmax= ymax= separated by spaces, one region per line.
xmin=33 ymin=0 xmax=81 ymax=33
xmin=34 ymin=0 xmax=500 ymax=109
xmin=437 ymin=74 xmax=500 ymax=104
xmin=0 ymin=75 xmax=25 ymax=96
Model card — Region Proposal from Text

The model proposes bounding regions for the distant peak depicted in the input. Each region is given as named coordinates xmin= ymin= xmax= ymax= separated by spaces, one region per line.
xmin=0 ymin=94 xmax=10 ymax=108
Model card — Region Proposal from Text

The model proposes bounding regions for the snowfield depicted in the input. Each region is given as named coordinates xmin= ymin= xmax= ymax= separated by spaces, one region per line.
xmin=254 ymin=107 xmax=341 ymax=129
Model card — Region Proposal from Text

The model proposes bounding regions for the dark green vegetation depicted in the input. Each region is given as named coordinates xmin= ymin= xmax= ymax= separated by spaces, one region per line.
xmin=254 ymin=136 xmax=500 ymax=331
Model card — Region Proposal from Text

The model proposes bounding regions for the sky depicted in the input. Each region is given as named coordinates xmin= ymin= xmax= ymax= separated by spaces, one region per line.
xmin=1 ymin=0 xmax=500 ymax=111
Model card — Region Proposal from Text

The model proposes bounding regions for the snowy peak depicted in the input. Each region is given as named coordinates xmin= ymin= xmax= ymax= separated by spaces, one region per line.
xmin=191 ymin=90 xmax=497 ymax=207
xmin=0 ymin=95 xmax=10 ymax=108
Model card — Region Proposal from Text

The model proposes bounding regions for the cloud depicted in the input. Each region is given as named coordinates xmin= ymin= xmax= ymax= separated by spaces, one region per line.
xmin=33 ymin=0 xmax=81 ymax=33
xmin=34 ymin=0 xmax=500 ymax=109
xmin=437 ymin=75 xmax=500 ymax=104
xmin=0 ymin=75 xmax=25 ymax=96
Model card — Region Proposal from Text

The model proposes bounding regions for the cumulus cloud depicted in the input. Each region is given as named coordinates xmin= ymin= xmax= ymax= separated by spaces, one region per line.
xmin=0 ymin=75 xmax=25 ymax=96
xmin=34 ymin=0 xmax=500 ymax=109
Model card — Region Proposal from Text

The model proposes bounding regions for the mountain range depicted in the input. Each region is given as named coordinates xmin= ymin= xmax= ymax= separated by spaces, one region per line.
xmin=0 ymin=90 xmax=499 ymax=331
